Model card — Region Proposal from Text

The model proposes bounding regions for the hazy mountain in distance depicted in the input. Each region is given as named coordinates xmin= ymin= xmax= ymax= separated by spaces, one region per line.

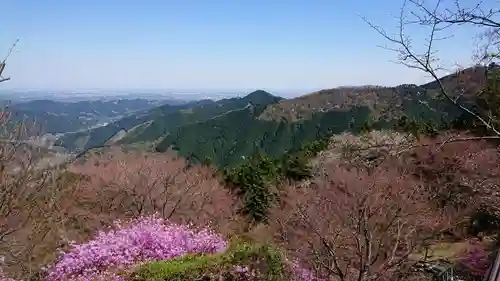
xmin=1 ymin=98 xmax=173 ymax=135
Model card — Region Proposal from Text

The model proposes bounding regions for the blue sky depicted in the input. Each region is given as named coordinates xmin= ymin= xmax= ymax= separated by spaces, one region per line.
xmin=0 ymin=0 xmax=489 ymax=93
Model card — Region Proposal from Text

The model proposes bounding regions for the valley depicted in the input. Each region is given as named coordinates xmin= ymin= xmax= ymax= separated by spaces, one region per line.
xmin=40 ymin=67 xmax=480 ymax=168
xmin=1 ymin=65 xmax=484 ymax=182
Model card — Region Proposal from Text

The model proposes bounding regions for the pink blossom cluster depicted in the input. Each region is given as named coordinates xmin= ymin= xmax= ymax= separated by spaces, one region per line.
xmin=43 ymin=214 xmax=228 ymax=281
xmin=1 ymin=214 xmax=318 ymax=281
xmin=0 ymin=255 xmax=18 ymax=281
xmin=458 ymin=244 xmax=492 ymax=277
xmin=286 ymin=260 xmax=317 ymax=281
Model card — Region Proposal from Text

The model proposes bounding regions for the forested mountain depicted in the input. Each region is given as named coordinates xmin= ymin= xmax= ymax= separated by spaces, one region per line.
xmin=155 ymin=105 xmax=373 ymax=167
xmin=56 ymin=101 xmax=199 ymax=151
xmin=260 ymin=66 xmax=486 ymax=123
xmin=119 ymin=90 xmax=281 ymax=145
xmin=154 ymin=68 xmax=487 ymax=167
xmin=59 ymin=66 xmax=489 ymax=167
xmin=2 ymin=98 xmax=165 ymax=134
xmin=57 ymin=90 xmax=282 ymax=152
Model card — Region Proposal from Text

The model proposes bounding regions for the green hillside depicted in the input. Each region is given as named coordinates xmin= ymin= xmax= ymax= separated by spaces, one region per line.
xmin=119 ymin=90 xmax=282 ymax=144
xmin=3 ymin=98 xmax=161 ymax=137
xmin=155 ymin=105 xmax=373 ymax=167
xmin=58 ymin=90 xmax=282 ymax=152
xmin=57 ymin=102 xmax=197 ymax=151
xmin=61 ymin=67 xmax=488 ymax=167
xmin=154 ymin=73 xmax=484 ymax=168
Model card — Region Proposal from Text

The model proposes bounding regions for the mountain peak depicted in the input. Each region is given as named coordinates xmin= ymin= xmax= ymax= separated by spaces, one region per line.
xmin=246 ymin=89 xmax=273 ymax=97
xmin=242 ymin=90 xmax=281 ymax=105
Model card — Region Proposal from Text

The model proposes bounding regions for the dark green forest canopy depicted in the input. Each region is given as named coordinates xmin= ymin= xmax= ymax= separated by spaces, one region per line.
xmin=155 ymin=105 xmax=374 ymax=167
xmin=154 ymin=84 xmax=475 ymax=168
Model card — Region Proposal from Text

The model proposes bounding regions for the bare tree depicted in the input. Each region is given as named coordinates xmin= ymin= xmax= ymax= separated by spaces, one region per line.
xmin=0 ymin=39 xmax=19 ymax=83
xmin=363 ymin=0 xmax=500 ymax=137
xmin=0 ymin=112 xmax=75 ymax=279
xmin=270 ymin=159 xmax=449 ymax=281
xmin=69 ymin=149 xmax=242 ymax=234
xmin=0 ymin=39 xmax=81 ymax=279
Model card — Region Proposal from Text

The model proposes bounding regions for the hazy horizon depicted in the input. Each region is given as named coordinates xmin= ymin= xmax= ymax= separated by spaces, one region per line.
xmin=1 ymin=0 xmax=493 ymax=91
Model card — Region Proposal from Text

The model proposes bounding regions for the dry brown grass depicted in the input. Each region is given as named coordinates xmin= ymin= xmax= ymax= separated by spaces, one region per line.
xmin=258 ymin=86 xmax=400 ymax=122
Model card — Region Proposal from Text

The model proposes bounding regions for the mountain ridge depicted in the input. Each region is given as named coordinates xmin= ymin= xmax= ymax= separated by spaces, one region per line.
xmin=258 ymin=67 xmax=486 ymax=123
xmin=57 ymin=90 xmax=282 ymax=152
xmin=151 ymin=66 xmax=487 ymax=167
xmin=56 ymin=66 xmax=489 ymax=167
xmin=2 ymin=98 xmax=165 ymax=135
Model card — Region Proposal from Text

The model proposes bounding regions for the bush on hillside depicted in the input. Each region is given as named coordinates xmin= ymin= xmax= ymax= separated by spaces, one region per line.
xmin=224 ymin=153 xmax=281 ymax=224
xmin=297 ymin=138 xmax=330 ymax=158
xmin=267 ymin=157 xmax=448 ymax=281
xmin=43 ymin=214 xmax=228 ymax=281
xmin=457 ymin=242 xmax=493 ymax=279
xmin=280 ymin=153 xmax=312 ymax=182
xmin=0 ymin=214 xmax=320 ymax=281
xmin=134 ymin=241 xmax=315 ymax=281
xmin=70 ymin=149 xmax=241 ymax=234
xmin=224 ymin=139 xmax=327 ymax=224
xmin=279 ymin=138 xmax=329 ymax=181
xmin=408 ymin=134 xmax=500 ymax=237
xmin=395 ymin=115 xmax=441 ymax=138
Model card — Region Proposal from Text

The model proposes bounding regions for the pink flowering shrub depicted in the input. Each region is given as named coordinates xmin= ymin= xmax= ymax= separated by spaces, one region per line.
xmin=286 ymin=260 xmax=317 ymax=281
xmin=457 ymin=243 xmax=492 ymax=277
xmin=43 ymin=214 xmax=227 ymax=281
xmin=0 ymin=256 xmax=18 ymax=281
xmin=0 ymin=214 xmax=317 ymax=281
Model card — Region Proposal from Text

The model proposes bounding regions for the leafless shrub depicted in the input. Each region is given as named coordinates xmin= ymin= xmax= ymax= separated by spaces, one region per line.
xmin=311 ymin=130 xmax=417 ymax=174
xmin=0 ymin=113 xmax=76 ymax=279
xmin=253 ymin=129 xmax=500 ymax=281
xmin=0 ymin=39 xmax=77 ymax=279
xmin=267 ymin=157 xmax=448 ymax=281
xmin=405 ymin=134 xmax=500 ymax=238
xmin=69 ymin=148 xmax=243 ymax=236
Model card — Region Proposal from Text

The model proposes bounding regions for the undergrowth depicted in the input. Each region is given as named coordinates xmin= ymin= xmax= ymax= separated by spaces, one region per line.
xmin=224 ymin=138 xmax=329 ymax=224
xmin=132 ymin=241 xmax=291 ymax=281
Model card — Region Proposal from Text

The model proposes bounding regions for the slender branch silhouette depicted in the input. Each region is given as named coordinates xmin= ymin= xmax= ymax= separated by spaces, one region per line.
xmin=0 ymin=39 xmax=19 ymax=83
xmin=363 ymin=0 xmax=500 ymax=138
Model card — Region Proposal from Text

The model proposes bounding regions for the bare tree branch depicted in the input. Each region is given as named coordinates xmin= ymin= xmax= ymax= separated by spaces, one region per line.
xmin=363 ymin=0 xmax=500 ymax=136
xmin=0 ymin=39 xmax=19 ymax=84
xmin=276 ymin=161 xmax=447 ymax=281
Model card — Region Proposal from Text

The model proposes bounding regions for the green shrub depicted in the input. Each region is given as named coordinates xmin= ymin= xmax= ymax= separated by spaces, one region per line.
xmin=395 ymin=115 xmax=440 ymax=138
xmin=280 ymin=153 xmax=312 ymax=182
xmin=133 ymin=241 xmax=286 ymax=281
xmin=224 ymin=153 xmax=281 ymax=223
xmin=298 ymin=138 xmax=329 ymax=158
xmin=224 ymin=138 xmax=331 ymax=223
xmin=279 ymin=137 xmax=328 ymax=181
